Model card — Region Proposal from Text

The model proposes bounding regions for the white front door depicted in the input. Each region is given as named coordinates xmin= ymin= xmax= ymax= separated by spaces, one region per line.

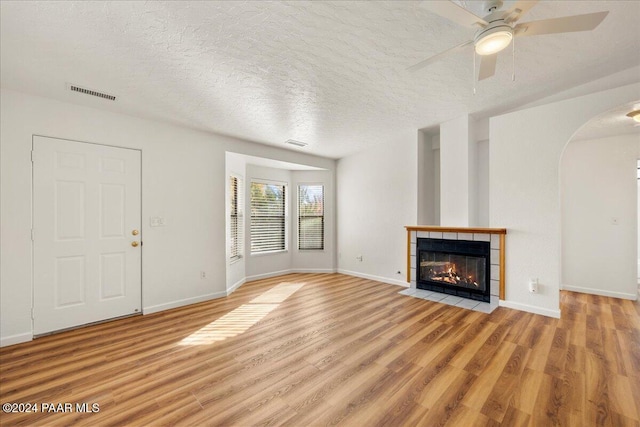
xmin=33 ymin=136 xmax=142 ymax=335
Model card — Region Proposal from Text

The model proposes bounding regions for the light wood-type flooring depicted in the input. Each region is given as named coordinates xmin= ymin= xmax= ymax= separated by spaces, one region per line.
xmin=1 ymin=273 xmax=639 ymax=426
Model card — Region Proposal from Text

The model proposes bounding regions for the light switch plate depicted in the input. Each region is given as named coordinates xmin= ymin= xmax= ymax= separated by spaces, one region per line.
xmin=150 ymin=216 xmax=165 ymax=227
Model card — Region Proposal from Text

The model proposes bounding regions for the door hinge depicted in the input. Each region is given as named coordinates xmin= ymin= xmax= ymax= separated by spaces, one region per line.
xmin=31 ymin=308 xmax=34 ymax=319
xmin=31 ymin=150 xmax=35 ymax=163
xmin=31 ymin=229 xmax=35 ymax=241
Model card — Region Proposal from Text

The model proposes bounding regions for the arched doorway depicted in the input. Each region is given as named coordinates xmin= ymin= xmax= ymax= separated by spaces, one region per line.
xmin=560 ymin=102 xmax=640 ymax=300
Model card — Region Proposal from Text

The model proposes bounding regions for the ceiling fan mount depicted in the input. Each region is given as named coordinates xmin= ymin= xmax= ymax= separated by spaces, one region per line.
xmin=483 ymin=0 xmax=505 ymax=15
xmin=409 ymin=0 xmax=609 ymax=81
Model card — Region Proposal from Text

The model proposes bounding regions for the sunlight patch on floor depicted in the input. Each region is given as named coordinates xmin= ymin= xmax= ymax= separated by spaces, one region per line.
xmin=179 ymin=281 xmax=305 ymax=345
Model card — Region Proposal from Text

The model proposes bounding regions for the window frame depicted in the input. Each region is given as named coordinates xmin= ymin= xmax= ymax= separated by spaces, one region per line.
xmin=250 ymin=179 xmax=288 ymax=255
xmin=229 ymin=174 xmax=244 ymax=262
xmin=297 ymin=183 xmax=325 ymax=251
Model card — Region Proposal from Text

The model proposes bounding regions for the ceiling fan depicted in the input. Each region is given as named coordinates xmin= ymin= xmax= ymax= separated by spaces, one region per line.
xmin=409 ymin=0 xmax=609 ymax=81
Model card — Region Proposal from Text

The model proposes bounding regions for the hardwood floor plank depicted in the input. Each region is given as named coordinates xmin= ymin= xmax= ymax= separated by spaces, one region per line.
xmin=0 ymin=276 xmax=638 ymax=426
xmin=349 ymin=362 xmax=424 ymax=426
xmin=585 ymin=350 xmax=614 ymax=427
xmin=525 ymin=324 xmax=556 ymax=372
xmin=461 ymin=341 xmax=516 ymax=411
xmin=443 ymin=404 xmax=492 ymax=427
xmin=608 ymin=373 xmax=640 ymax=421
xmin=510 ymin=368 xmax=545 ymax=416
xmin=480 ymin=344 xmax=529 ymax=423
xmin=498 ymin=406 xmax=530 ymax=427
xmin=417 ymin=364 xmax=468 ymax=409
xmin=448 ymin=321 xmax=500 ymax=369
xmin=530 ymin=373 xmax=570 ymax=427
xmin=415 ymin=367 xmax=477 ymax=427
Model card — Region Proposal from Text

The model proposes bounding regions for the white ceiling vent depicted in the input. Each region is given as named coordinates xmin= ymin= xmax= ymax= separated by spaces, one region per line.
xmin=68 ymin=84 xmax=116 ymax=101
xmin=284 ymin=139 xmax=308 ymax=148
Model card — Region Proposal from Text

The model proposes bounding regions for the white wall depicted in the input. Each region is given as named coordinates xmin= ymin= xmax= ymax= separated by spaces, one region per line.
xmin=0 ymin=88 xmax=335 ymax=346
xmin=477 ymin=139 xmax=490 ymax=227
xmin=440 ymin=115 xmax=477 ymax=226
xmin=561 ymin=134 xmax=639 ymax=299
xmin=417 ymin=131 xmax=436 ymax=225
xmin=336 ymin=131 xmax=417 ymax=286
xmin=490 ymin=83 xmax=640 ymax=318
xmin=433 ymin=135 xmax=441 ymax=226
xmin=427 ymin=129 xmax=487 ymax=227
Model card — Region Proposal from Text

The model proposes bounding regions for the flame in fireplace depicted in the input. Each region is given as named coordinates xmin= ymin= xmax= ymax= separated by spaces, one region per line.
xmin=423 ymin=260 xmax=480 ymax=288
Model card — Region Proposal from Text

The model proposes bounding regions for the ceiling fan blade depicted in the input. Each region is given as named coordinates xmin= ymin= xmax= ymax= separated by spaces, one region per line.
xmin=407 ymin=40 xmax=473 ymax=72
xmin=514 ymin=11 xmax=609 ymax=37
xmin=478 ymin=53 xmax=497 ymax=81
xmin=421 ymin=1 xmax=487 ymax=29
xmin=504 ymin=1 xmax=539 ymax=23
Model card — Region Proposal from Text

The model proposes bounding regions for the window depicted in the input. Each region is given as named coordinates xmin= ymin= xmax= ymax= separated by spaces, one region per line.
xmin=298 ymin=184 xmax=324 ymax=250
xmin=250 ymin=181 xmax=286 ymax=253
xmin=229 ymin=175 xmax=243 ymax=260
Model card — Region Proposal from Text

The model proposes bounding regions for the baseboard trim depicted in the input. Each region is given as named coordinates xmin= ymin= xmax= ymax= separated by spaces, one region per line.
xmin=143 ymin=291 xmax=227 ymax=315
xmin=226 ymin=278 xmax=246 ymax=296
xmin=337 ymin=269 xmax=408 ymax=287
xmin=245 ymin=269 xmax=294 ymax=282
xmin=499 ymin=300 xmax=561 ymax=319
xmin=562 ymin=285 xmax=637 ymax=301
xmin=1 ymin=332 xmax=32 ymax=348
xmin=246 ymin=269 xmax=337 ymax=282
xmin=290 ymin=268 xmax=337 ymax=274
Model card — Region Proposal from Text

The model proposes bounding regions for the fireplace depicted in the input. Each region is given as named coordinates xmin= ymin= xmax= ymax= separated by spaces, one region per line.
xmin=417 ymin=238 xmax=490 ymax=302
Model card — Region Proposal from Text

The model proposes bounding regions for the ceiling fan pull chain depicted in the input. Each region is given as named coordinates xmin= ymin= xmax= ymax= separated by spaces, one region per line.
xmin=512 ymin=35 xmax=516 ymax=82
xmin=473 ymin=50 xmax=477 ymax=95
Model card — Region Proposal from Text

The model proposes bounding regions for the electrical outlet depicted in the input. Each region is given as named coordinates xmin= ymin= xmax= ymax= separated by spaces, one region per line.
xmin=200 ymin=271 xmax=206 ymax=279
xmin=529 ymin=278 xmax=538 ymax=293
xmin=356 ymin=255 xmax=363 ymax=262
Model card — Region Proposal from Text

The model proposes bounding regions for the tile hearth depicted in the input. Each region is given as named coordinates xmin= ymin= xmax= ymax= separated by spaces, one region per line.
xmin=398 ymin=287 xmax=499 ymax=314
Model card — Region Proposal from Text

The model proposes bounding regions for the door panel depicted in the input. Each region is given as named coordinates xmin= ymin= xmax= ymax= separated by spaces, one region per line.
xmin=100 ymin=252 xmax=126 ymax=299
xmin=55 ymin=256 xmax=86 ymax=307
xmin=33 ymin=136 xmax=141 ymax=335
xmin=56 ymin=180 xmax=85 ymax=240
xmin=100 ymin=183 xmax=125 ymax=238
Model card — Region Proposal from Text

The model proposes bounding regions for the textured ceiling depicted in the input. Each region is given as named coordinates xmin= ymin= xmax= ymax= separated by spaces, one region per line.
xmin=1 ymin=1 xmax=639 ymax=159
xmin=572 ymin=102 xmax=640 ymax=142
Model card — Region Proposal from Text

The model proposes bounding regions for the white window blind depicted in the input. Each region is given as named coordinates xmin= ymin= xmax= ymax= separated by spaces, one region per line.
xmin=250 ymin=182 xmax=286 ymax=253
xmin=229 ymin=175 xmax=243 ymax=260
xmin=298 ymin=184 xmax=324 ymax=250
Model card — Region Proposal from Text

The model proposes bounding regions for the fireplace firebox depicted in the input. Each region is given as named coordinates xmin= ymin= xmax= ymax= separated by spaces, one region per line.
xmin=417 ymin=238 xmax=490 ymax=302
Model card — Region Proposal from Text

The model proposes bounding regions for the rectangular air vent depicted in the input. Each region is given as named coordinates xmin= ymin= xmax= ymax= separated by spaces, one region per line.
xmin=68 ymin=84 xmax=116 ymax=101
xmin=284 ymin=139 xmax=308 ymax=148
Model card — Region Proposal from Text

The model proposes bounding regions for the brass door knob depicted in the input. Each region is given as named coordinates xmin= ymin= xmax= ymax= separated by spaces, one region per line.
xmin=131 ymin=241 xmax=139 ymax=247
xmin=132 ymin=229 xmax=139 ymax=236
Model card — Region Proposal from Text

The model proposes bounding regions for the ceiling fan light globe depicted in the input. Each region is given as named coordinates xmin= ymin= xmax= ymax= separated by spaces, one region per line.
xmin=626 ymin=110 xmax=640 ymax=123
xmin=475 ymin=30 xmax=513 ymax=55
